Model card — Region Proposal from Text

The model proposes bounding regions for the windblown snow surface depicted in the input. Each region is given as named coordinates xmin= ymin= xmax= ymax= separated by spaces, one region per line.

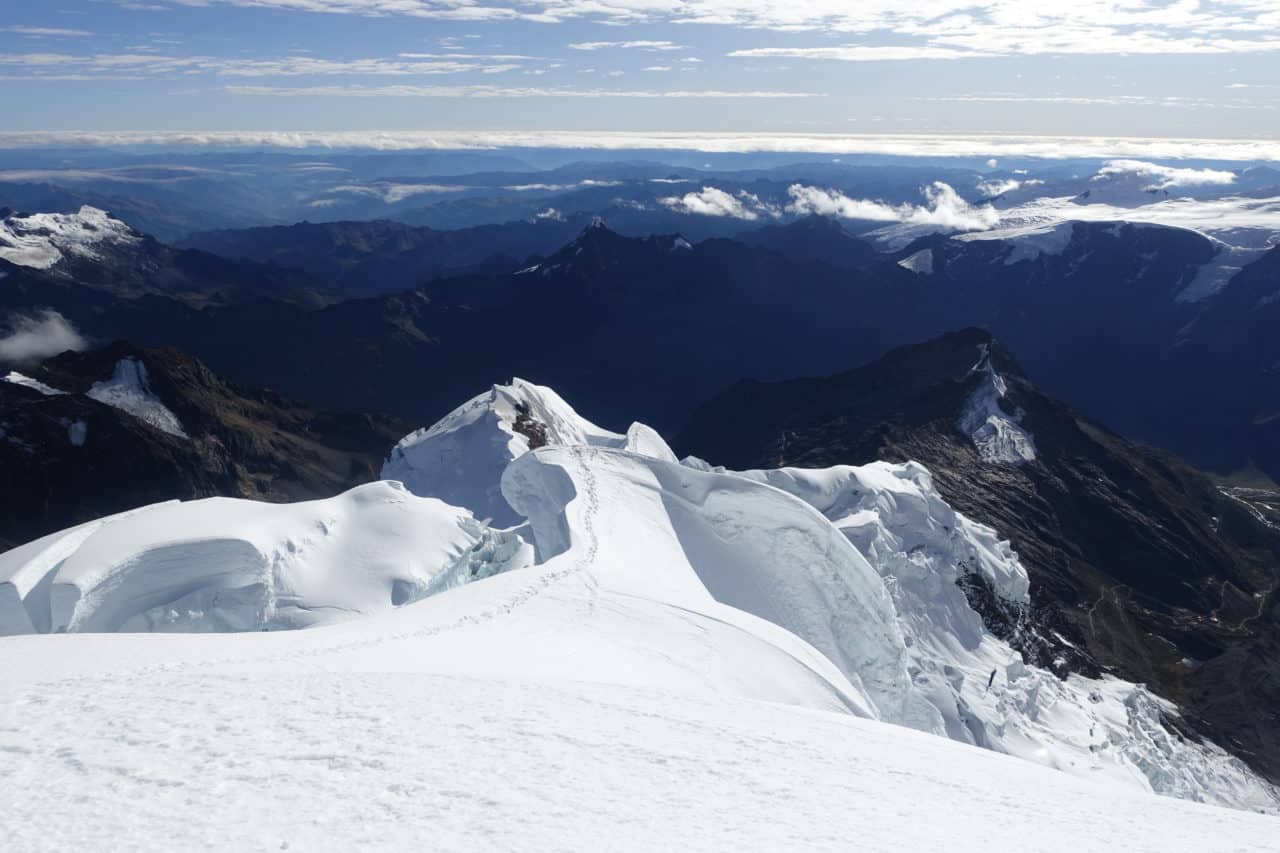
xmin=0 ymin=205 xmax=139 ymax=270
xmin=2 ymin=379 xmax=1278 ymax=850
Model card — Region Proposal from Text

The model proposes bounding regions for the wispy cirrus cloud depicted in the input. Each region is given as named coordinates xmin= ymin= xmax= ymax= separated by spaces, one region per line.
xmin=330 ymin=182 xmax=469 ymax=202
xmin=124 ymin=1 xmax=1280 ymax=59
xmin=916 ymin=93 xmax=1277 ymax=111
xmin=0 ymin=26 xmax=93 ymax=37
xmin=0 ymin=52 xmax=529 ymax=79
xmin=730 ymin=45 xmax=981 ymax=62
xmin=725 ymin=1 xmax=1280 ymax=61
xmin=226 ymin=83 xmax=820 ymax=98
xmin=569 ymin=40 xmax=683 ymax=51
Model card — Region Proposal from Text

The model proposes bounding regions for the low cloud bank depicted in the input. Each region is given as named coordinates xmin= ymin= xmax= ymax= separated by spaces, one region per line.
xmin=0 ymin=310 xmax=87 ymax=365
xmin=786 ymin=182 xmax=1000 ymax=232
xmin=976 ymin=177 xmax=1044 ymax=197
xmin=661 ymin=181 xmax=1000 ymax=232
xmin=1095 ymin=160 xmax=1237 ymax=190
xmin=659 ymin=187 xmax=779 ymax=221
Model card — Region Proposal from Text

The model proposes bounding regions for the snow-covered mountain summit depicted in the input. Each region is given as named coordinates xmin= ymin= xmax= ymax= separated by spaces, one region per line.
xmin=6 ymin=376 xmax=1275 ymax=817
xmin=383 ymin=378 xmax=673 ymax=526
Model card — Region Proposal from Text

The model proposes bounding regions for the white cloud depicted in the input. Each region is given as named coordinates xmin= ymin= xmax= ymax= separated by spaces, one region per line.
xmin=226 ymin=84 xmax=819 ymax=98
xmin=331 ymin=182 xmax=469 ymax=202
xmin=397 ymin=51 xmax=539 ymax=60
xmin=0 ymin=52 xmax=528 ymax=79
xmin=786 ymin=182 xmax=1000 ymax=232
xmin=0 ymin=26 xmax=92 ymax=37
xmin=642 ymin=66 xmax=672 ymax=72
xmin=2 ymin=131 xmax=1279 ymax=163
xmin=659 ymin=186 xmax=780 ymax=221
xmin=569 ymin=41 xmax=683 ymax=51
xmin=976 ymin=177 xmax=1044 ymax=196
xmin=0 ymin=310 xmax=87 ymax=366
xmin=729 ymin=45 xmax=983 ymax=61
xmin=1094 ymin=159 xmax=1238 ymax=190
xmin=916 ymin=93 xmax=1271 ymax=110
xmin=503 ymin=179 xmax=623 ymax=191
xmin=720 ymin=2 xmax=1280 ymax=59
xmin=534 ymin=207 xmax=565 ymax=221
xmin=132 ymin=2 xmax=1280 ymax=58
xmin=0 ymin=166 xmax=233 ymax=184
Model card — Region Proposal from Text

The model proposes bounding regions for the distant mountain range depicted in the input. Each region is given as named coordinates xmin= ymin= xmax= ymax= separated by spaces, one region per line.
xmin=4 ymin=205 xmax=1279 ymax=483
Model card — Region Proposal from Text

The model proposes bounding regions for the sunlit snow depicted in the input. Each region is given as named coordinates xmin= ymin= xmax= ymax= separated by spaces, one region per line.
xmin=2 ymin=378 xmax=1277 ymax=844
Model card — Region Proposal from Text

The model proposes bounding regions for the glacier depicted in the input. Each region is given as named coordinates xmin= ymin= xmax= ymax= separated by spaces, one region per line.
xmin=2 ymin=377 xmax=1278 ymax=847
xmin=958 ymin=344 xmax=1037 ymax=465
xmin=0 ymin=205 xmax=139 ymax=270
xmin=86 ymin=357 xmax=189 ymax=438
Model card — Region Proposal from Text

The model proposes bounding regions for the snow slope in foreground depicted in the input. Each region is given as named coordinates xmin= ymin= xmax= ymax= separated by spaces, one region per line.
xmin=3 ymin=642 xmax=1276 ymax=852
xmin=2 ymin=448 xmax=1277 ymax=849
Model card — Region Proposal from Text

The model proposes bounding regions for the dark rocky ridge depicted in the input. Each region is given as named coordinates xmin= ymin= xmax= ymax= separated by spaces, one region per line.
xmin=679 ymin=328 xmax=1280 ymax=783
xmin=0 ymin=342 xmax=409 ymax=550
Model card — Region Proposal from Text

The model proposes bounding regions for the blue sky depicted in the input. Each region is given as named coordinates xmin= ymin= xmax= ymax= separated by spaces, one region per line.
xmin=3 ymin=1 xmax=1279 ymax=139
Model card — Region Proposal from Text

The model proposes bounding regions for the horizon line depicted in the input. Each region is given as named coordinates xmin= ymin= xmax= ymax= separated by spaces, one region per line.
xmin=3 ymin=130 xmax=1279 ymax=162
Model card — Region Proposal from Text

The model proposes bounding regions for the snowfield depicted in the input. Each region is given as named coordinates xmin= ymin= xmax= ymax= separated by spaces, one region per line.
xmin=0 ymin=205 xmax=139 ymax=270
xmin=86 ymin=357 xmax=189 ymax=438
xmin=2 ymin=379 xmax=1279 ymax=849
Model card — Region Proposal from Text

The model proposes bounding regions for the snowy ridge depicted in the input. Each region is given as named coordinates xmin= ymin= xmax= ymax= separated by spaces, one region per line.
xmin=0 ymin=205 xmax=139 ymax=270
xmin=379 ymin=379 xmax=1270 ymax=809
xmin=0 ymin=482 xmax=530 ymax=635
xmin=383 ymin=377 xmax=675 ymax=525
xmin=86 ymin=357 xmax=188 ymax=438
xmin=958 ymin=344 xmax=1037 ymax=464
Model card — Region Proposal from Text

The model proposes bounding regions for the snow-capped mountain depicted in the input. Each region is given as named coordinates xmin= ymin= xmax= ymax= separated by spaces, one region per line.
xmin=0 ymin=206 xmax=140 ymax=270
xmin=4 ymin=375 xmax=1277 ymax=818
xmin=0 ymin=205 xmax=337 ymax=307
